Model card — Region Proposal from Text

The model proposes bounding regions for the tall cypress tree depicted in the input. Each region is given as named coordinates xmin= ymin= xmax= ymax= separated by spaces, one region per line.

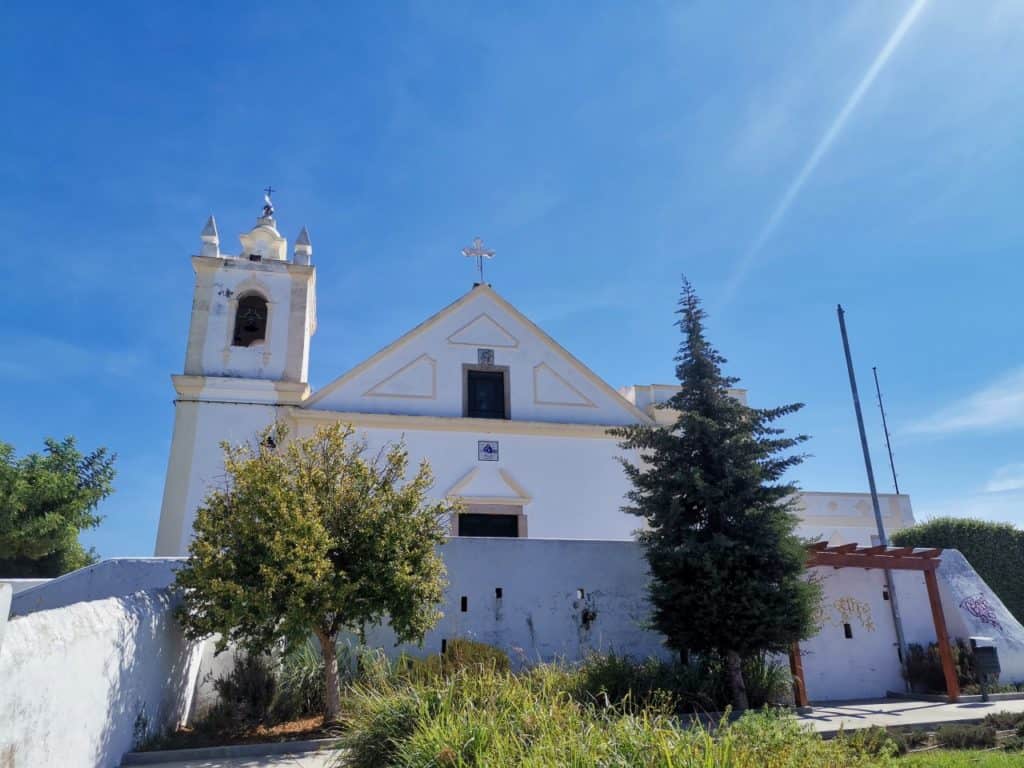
xmin=613 ymin=278 xmax=820 ymax=710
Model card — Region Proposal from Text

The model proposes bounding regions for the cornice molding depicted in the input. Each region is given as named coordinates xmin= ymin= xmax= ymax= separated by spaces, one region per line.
xmin=288 ymin=407 xmax=620 ymax=439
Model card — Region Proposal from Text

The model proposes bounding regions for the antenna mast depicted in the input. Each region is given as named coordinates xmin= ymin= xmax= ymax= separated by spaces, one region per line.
xmin=873 ymin=366 xmax=901 ymax=495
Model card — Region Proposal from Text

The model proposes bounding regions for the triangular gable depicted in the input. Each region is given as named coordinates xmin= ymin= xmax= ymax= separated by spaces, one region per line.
xmin=444 ymin=467 xmax=532 ymax=504
xmin=304 ymin=284 xmax=652 ymax=425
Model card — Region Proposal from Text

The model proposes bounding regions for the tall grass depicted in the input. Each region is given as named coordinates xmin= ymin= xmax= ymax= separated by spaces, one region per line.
xmin=337 ymin=666 xmax=890 ymax=768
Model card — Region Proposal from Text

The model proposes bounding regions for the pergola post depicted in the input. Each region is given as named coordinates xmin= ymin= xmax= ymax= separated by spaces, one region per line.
xmin=789 ymin=642 xmax=808 ymax=707
xmin=924 ymin=567 xmax=960 ymax=702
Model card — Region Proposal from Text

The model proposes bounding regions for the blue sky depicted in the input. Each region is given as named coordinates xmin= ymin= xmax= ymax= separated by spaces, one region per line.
xmin=1 ymin=1 xmax=1022 ymax=558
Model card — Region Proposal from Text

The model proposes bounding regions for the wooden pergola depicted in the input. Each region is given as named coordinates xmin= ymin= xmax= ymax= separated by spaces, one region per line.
xmin=789 ymin=542 xmax=959 ymax=706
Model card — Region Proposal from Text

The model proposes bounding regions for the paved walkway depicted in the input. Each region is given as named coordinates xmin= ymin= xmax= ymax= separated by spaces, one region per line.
xmin=798 ymin=697 xmax=1024 ymax=735
xmin=127 ymin=753 xmax=337 ymax=768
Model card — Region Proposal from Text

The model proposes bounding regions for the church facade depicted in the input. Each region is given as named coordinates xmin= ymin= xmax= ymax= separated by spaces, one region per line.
xmin=154 ymin=207 xmax=915 ymax=557
xmin=148 ymin=204 xmax=1024 ymax=703
xmin=155 ymin=207 xmax=914 ymax=558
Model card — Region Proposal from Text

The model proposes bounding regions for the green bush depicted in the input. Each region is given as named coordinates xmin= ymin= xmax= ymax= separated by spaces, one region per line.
xmin=274 ymin=638 xmax=326 ymax=720
xmin=892 ymin=517 xmax=1024 ymax=623
xmin=984 ymin=711 xmax=1024 ymax=730
xmin=338 ymin=666 xmax=884 ymax=768
xmin=572 ymin=651 xmax=791 ymax=713
xmin=937 ymin=723 xmax=997 ymax=749
xmin=837 ymin=725 xmax=907 ymax=756
xmin=400 ymin=638 xmax=511 ymax=681
xmin=212 ymin=653 xmax=277 ymax=723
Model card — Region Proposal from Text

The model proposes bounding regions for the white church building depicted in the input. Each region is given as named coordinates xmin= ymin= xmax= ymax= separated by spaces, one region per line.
xmin=154 ymin=205 xmax=913 ymax=556
xmin=6 ymin=201 xmax=1024 ymax=767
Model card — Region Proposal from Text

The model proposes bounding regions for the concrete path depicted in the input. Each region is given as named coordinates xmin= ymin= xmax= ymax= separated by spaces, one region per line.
xmin=127 ymin=753 xmax=338 ymax=768
xmin=798 ymin=697 xmax=1024 ymax=735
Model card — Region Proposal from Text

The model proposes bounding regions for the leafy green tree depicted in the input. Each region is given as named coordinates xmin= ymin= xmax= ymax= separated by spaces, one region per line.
xmin=174 ymin=423 xmax=453 ymax=721
xmin=612 ymin=279 xmax=821 ymax=710
xmin=0 ymin=437 xmax=115 ymax=577
xmin=893 ymin=517 xmax=1024 ymax=623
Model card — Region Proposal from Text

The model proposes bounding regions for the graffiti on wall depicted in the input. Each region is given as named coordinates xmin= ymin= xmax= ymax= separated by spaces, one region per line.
xmin=960 ymin=593 xmax=1002 ymax=632
xmin=815 ymin=596 xmax=876 ymax=632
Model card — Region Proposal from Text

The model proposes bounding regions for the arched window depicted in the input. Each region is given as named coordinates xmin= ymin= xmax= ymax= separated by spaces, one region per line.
xmin=232 ymin=294 xmax=268 ymax=347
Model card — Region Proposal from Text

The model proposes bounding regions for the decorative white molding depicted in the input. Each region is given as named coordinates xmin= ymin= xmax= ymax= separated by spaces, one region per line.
xmin=288 ymin=407 xmax=620 ymax=439
xmin=532 ymin=363 xmax=596 ymax=408
xmin=446 ymin=312 xmax=519 ymax=348
xmin=443 ymin=466 xmax=532 ymax=505
xmin=362 ymin=354 xmax=437 ymax=399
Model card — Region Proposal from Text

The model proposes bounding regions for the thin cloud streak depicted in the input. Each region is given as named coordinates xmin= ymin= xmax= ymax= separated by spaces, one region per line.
xmin=905 ymin=367 xmax=1024 ymax=436
xmin=985 ymin=463 xmax=1024 ymax=494
xmin=723 ymin=0 xmax=930 ymax=302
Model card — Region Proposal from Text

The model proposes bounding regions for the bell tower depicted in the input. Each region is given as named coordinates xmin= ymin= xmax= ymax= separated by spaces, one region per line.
xmin=181 ymin=193 xmax=317 ymax=400
xmin=154 ymin=193 xmax=318 ymax=556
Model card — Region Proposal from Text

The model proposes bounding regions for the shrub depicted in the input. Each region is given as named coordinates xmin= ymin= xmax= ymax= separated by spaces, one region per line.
xmin=339 ymin=666 xmax=883 ymax=768
xmin=740 ymin=652 xmax=794 ymax=708
xmin=340 ymin=681 xmax=431 ymax=768
xmin=401 ymin=639 xmax=510 ymax=681
xmin=904 ymin=639 xmax=976 ymax=693
xmin=274 ymin=638 xmax=326 ymax=720
xmin=937 ymin=723 xmax=997 ymax=749
xmin=212 ymin=653 xmax=277 ymax=723
xmin=571 ymin=651 xmax=791 ymax=714
xmin=892 ymin=517 xmax=1024 ymax=623
xmin=837 ymin=725 xmax=907 ymax=756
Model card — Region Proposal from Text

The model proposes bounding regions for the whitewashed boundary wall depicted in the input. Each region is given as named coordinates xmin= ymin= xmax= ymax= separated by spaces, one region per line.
xmin=0 ymin=560 xmax=201 ymax=768
xmin=8 ymin=558 xmax=181 ymax=617
xmin=0 ymin=579 xmax=50 ymax=596
xmin=3 ymin=542 xmax=1023 ymax=767
xmin=0 ymin=584 xmax=10 ymax=656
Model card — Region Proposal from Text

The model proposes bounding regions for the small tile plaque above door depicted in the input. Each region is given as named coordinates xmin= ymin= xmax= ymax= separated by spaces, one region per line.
xmin=478 ymin=440 xmax=499 ymax=461
xmin=478 ymin=348 xmax=495 ymax=366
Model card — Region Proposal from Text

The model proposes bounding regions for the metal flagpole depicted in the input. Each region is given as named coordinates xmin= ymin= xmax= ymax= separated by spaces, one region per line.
xmin=837 ymin=305 xmax=909 ymax=686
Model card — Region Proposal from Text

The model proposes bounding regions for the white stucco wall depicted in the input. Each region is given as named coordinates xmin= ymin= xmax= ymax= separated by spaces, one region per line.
xmin=0 ymin=590 xmax=201 ymax=768
xmin=795 ymin=492 xmax=915 ymax=547
xmin=8 ymin=559 xmax=181 ymax=618
xmin=0 ymin=584 xmax=10 ymax=657
xmin=801 ymin=567 xmax=905 ymax=701
xmin=299 ymin=423 xmax=640 ymax=541
xmin=363 ymin=538 xmax=670 ymax=665
xmin=158 ymin=396 xmax=914 ymax=553
xmin=156 ymin=399 xmax=281 ymax=556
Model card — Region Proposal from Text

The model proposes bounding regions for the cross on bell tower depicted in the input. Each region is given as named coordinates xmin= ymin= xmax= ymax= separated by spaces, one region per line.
xmin=262 ymin=186 xmax=275 ymax=220
xmin=462 ymin=236 xmax=495 ymax=285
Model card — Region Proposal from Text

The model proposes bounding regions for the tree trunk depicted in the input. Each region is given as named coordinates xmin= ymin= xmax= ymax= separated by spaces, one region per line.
xmin=725 ymin=650 xmax=749 ymax=711
xmin=317 ymin=630 xmax=342 ymax=722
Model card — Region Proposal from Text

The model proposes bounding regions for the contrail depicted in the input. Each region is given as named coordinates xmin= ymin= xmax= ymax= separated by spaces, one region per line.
xmin=723 ymin=0 xmax=929 ymax=302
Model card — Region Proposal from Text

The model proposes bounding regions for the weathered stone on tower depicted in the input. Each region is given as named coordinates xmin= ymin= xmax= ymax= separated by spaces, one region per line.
xmin=200 ymin=215 xmax=220 ymax=258
xmin=294 ymin=226 xmax=312 ymax=266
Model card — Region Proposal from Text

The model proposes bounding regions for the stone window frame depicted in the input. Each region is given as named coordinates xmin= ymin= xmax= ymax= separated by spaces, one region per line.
xmin=452 ymin=502 xmax=526 ymax=538
xmin=462 ymin=364 xmax=511 ymax=420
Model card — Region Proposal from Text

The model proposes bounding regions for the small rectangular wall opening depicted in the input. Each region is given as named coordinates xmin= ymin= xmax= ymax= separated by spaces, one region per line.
xmin=883 ymin=588 xmax=890 ymax=601
xmin=495 ymin=587 xmax=503 ymax=599
xmin=460 ymin=596 xmax=468 ymax=612
xmin=441 ymin=638 xmax=447 ymax=654
xmin=843 ymin=623 xmax=853 ymax=639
